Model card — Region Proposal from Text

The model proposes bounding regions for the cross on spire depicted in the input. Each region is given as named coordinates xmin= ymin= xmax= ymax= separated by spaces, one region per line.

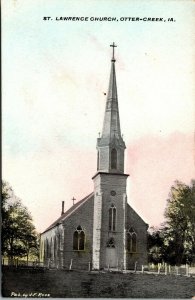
xmin=72 ymin=197 xmax=76 ymax=206
xmin=110 ymin=42 xmax=117 ymax=62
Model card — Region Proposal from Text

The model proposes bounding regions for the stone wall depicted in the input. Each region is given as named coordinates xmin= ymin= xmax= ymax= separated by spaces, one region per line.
xmin=41 ymin=195 xmax=94 ymax=270
xmin=93 ymin=172 xmax=128 ymax=269
xmin=126 ymin=204 xmax=148 ymax=270
xmin=41 ymin=180 xmax=148 ymax=271
xmin=62 ymin=195 xmax=94 ymax=269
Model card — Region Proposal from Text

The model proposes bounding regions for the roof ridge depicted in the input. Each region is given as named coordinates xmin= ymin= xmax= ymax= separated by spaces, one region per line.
xmin=41 ymin=192 xmax=94 ymax=234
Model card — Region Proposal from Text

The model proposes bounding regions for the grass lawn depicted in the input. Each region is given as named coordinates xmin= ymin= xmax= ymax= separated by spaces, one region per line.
xmin=2 ymin=267 xmax=195 ymax=298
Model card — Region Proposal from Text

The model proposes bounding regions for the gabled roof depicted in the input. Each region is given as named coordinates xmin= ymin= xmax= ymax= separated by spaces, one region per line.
xmin=127 ymin=203 xmax=148 ymax=228
xmin=42 ymin=192 xmax=94 ymax=234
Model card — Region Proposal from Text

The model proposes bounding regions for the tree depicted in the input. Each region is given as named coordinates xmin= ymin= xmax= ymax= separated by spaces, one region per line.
xmin=148 ymin=226 xmax=166 ymax=264
xmin=163 ymin=180 xmax=195 ymax=265
xmin=1 ymin=180 xmax=39 ymax=264
xmin=147 ymin=180 xmax=195 ymax=266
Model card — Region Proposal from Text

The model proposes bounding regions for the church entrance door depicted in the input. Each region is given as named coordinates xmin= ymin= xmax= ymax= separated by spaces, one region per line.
xmin=106 ymin=248 xmax=117 ymax=268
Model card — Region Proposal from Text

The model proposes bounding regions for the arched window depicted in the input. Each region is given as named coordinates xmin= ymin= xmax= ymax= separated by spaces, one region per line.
xmin=54 ymin=236 xmax=57 ymax=259
xmin=111 ymin=148 xmax=117 ymax=169
xmin=44 ymin=240 xmax=48 ymax=260
xmin=46 ymin=239 xmax=50 ymax=258
xmin=109 ymin=204 xmax=116 ymax=231
xmin=106 ymin=237 xmax=115 ymax=248
xmin=73 ymin=231 xmax=78 ymax=250
xmin=73 ymin=226 xmax=85 ymax=251
xmin=97 ymin=151 xmax=99 ymax=171
xmin=132 ymin=233 xmax=137 ymax=253
xmin=126 ymin=227 xmax=137 ymax=253
xmin=50 ymin=238 xmax=53 ymax=258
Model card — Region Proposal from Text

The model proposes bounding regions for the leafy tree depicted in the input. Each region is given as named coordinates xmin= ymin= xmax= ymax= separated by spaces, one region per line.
xmin=147 ymin=180 xmax=195 ymax=266
xmin=148 ymin=226 xmax=165 ymax=264
xmin=1 ymin=180 xmax=39 ymax=264
xmin=163 ymin=180 xmax=195 ymax=265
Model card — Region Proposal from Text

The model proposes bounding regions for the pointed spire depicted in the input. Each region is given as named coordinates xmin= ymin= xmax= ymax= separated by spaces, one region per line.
xmin=101 ymin=43 xmax=122 ymax=141
xmin=96 ymin=43 xmax=126 ymax=174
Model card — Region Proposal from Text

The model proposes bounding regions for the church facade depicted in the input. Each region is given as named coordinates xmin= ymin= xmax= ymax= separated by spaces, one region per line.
xmin=40 ymin=44 xmax=148 ymax=271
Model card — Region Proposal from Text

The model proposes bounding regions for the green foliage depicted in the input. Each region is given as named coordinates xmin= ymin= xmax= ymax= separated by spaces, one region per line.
xmin=148 ymin=227 xmax=165 ymax=264
xmin=148 ymin=180 xmax=195 ymax=265
xmin=1 ymin=180 xmax=39 ymax=262
xmin=164 ymin=180 xmax=195 ymax=265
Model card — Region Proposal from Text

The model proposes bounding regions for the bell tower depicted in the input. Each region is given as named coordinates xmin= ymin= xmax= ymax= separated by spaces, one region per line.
xmin=92 ymin=43 xmax=129 ymax=270
xmin=97 ymin=42 xmax=126 ymax=174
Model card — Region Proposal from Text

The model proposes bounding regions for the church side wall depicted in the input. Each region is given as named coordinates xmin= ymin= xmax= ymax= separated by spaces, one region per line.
xmin=62 ymin=197 xmax=94 ymax=270
xmin=126 ymin=205 xmax=148 ymax=270
xmin=40 ymin=224 xmax=64 ymax=268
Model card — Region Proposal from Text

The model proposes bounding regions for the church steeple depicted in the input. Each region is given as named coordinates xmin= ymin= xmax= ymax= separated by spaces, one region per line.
xmin=102 ymin=43 xmax=122 ymax=141
xmin=92 ymin=44 xmax=129 ymax=270
xmin=96 ymin=43 xmax=126 ymax=174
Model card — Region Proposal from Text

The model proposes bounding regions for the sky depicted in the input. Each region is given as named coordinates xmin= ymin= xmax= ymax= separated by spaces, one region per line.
xmin=2 ymin=0 xmax=195 ymax=233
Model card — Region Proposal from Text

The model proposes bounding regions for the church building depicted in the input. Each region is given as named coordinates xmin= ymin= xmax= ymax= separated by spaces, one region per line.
xmin=40 ymin=44 xmax=148 ymax=270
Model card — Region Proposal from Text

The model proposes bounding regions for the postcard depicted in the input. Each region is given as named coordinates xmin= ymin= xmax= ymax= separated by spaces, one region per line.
xmin=2 ymin=0 xmax=195 ymax=298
